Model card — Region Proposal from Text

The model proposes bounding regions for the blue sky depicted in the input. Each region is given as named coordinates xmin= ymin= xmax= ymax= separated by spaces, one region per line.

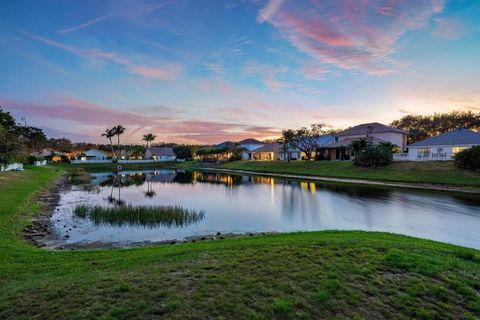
xmin=0 ymin=0 xmax=479 ymax=144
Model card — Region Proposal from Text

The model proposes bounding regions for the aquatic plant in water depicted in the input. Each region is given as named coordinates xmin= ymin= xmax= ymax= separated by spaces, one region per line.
xmin=74 ymin=204 xmax=205 ymax=228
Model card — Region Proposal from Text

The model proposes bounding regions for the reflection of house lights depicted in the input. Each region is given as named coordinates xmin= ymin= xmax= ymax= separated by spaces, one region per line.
xmin=271 ymin=177 xmax=275 ymax=202
xmin=309 ymin=182 xmax=316 ymax=194
xmin=300 ymin=182 xmax=308 ymax=190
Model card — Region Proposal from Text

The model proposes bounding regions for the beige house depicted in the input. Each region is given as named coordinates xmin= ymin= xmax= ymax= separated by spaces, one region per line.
xmin=323 ymin=122 xmax=408 ymax=160
xmin=244 ymin=143 xmax=281 ymax=161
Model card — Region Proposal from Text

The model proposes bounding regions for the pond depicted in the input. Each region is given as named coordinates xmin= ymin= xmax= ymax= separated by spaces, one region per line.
xmin=49 ymin=169 xmax=480 ymax=249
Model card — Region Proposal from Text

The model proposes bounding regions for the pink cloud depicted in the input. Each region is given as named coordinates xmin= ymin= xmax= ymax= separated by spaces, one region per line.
xmin=16 ymin=29 xmax=183 ymax=81
xmin=0 ymin=96 xmax=156 ymax=127
xmin=258 ymin=0 xmax=444 ymax=75
xmin=0 ymin=95 xmax=280 ymax=144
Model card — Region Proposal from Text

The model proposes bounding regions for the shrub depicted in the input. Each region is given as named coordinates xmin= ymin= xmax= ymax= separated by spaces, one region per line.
xmin=454 ymin=146 xmax=480 ymax=171
xmin=26 ymin=155 xmax=38 ymax=165
xmin=350 ymin=139 xmax=394 ymax=167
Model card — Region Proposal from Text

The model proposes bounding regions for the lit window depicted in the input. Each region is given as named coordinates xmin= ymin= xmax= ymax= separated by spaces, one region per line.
xmin=417 ymin=148 xmax=430 ymax=156
xmin=452 ymin=146 xmax=467 ymax=156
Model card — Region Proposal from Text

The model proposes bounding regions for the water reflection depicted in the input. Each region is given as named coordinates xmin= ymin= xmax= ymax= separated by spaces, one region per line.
xmin=74 ymin=204 xmax=205 ymax=228
xmin=53 ymin=169 xmax=480 ymax=248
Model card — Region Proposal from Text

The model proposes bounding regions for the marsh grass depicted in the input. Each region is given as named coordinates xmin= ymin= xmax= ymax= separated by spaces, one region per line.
xmin=74 ymin=204 xmax=205 ymax=228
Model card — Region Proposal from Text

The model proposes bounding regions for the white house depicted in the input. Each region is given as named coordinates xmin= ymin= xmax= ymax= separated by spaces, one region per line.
xmin=244 ymin=143 xmax=282 ymax=161
xmin=83 ymin=149 xmax=109 ymax=160
xmin=71 ymin=149 xmax=110 ymax=164
xmin=406 ymin=128 xmax=480 ymax=161
xmin=239 ymin=139 xmax=266 ymax=160
xmin=145 ymin=147 xmax=176 ymax=161
xmin=323 ymin=122 xmax=408 ymax=160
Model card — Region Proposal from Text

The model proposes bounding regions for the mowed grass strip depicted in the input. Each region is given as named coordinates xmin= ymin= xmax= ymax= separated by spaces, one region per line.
xmin=0 ymin=166 xmax=479 ymax=319
xmin=217 ymin=160 xmax=480 ymax=187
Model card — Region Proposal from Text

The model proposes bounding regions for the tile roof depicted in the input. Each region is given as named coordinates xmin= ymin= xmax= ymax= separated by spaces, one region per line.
xmin=251 ymin=143 xmax=281 ymax=153
xmin=324 ymin=137 xmax=385 ymax=148
xmin=338 ymin=122 xmax=407 ymax=136
xmin=409 ymin=128 xmax=480 ymax=147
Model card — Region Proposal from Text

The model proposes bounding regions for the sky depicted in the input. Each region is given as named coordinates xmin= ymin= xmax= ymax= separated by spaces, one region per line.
xmin=0 ymin=0 xmax=479 ymax=144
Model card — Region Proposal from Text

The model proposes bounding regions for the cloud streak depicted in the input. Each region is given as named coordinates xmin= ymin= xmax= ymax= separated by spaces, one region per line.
xmin=58 ymin=0 xmax=176 ymax=34
xmin=16 ymin=29 xmax=183 ymax=80
xmin=258 ymin=0 xmax=444 ymax=75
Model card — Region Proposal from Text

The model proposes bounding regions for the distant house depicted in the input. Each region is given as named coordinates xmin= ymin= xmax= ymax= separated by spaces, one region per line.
xmin=407 ymin=128 xmax=480 ymax=161
xmin=279 ymin=134 xmax=337 ymax=161
xmin=244 ymin=143 xmax=281 ymax=161
xmin=323 ymin=122 xmax=407 ymax=160
xmin=145 ymin=147 xmax=176 ymax=161
xmin=239 ymin=139 xmax=265 ymax=160
xmin=70 ymin=149 xmax=110 ymax=164
xmin=80 ymin=149 xmax=109 ymax=161
xmin=31 ymin=148 xmax=65 ymax=162
xmin=239 ymin=139 xmax=265 ymax=151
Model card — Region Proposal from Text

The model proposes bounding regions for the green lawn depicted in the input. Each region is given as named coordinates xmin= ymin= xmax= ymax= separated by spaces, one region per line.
xmin=216 ymin=160 xmax=480 ymax=188
xmin=0 ymin=166 xmax=479 ymax=319
xmin=54 ymin=161 xmax=195 ymax=172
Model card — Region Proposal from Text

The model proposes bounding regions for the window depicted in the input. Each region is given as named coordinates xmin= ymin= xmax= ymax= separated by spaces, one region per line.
xmin=452 ymin=146 xmax=467 ymax=156
xmin=417 ymin=147 xmax=431 ymax=157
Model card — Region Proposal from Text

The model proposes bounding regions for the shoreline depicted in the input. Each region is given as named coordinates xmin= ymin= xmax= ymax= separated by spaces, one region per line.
xmin=198 ymin=167 xmax=480 ymax=194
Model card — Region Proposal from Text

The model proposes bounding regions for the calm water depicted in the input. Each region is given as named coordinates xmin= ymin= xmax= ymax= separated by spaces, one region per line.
xmin=50 ymin=169 xmax=480 ymax=249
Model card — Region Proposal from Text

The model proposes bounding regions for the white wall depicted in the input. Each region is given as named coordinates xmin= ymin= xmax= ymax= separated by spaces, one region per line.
xmin=71 ymin=160 xmax=112 ymax=164
xmin=119 ymin=158 xmax=174 ymax=163
xmin=407 ymin=144 xmax=476 ymax=161
xmin=279 ymin=151 xmax=302 ymax=161
xmin=339 ymin=132 xmax=407 ymax=151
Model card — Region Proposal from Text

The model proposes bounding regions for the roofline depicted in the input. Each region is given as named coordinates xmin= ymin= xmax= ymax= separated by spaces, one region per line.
xmin=337 ymin=129 xmax=407 ymax=136
xmin=409 ymin=143 xmax=480 ymax=147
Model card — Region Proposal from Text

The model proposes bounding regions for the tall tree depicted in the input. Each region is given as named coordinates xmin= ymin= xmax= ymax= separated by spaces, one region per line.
xmin=111 ymin=125 xmax=126 ymax=159
xmin=142 ymin=133 xmax=156 ymax=148
xmin=277 ymin=129 xmax=297 ymax=162
xmin=101 ymin=128 xmax=115 ymax=156
xmin=390 ymin=111 xmax=480 ymax=144
xmin=17 ymin=126 xmax=47 ymax=154
xmin=295 ymin=124 xmax=325 ymax=161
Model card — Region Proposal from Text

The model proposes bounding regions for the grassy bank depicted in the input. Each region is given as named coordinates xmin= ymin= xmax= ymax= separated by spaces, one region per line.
xmin=215 ymin=160 xmax=480 ymax=188
xmin=54 ymin=161 xmax=194 ymax=172
xmin=0 ymin=166 xmax=479 ymax=319
xmin=58 ymin=160 xmax=480 ymax=189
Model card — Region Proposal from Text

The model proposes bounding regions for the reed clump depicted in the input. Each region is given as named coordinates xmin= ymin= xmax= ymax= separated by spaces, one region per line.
xmin=74 ymin=204 xmax=205 ymax=228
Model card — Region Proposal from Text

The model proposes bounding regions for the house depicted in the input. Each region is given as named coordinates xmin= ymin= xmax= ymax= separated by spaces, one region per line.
xmin=406 ymin=128 xmax=480 ymax=161
xmin=80 ymin=149 xmax=109 ymax=161
xmin=279 ymin=134 xmax=337 ymax=161
xmin=323 ymin=122 xmax=408 ymax=160
xmin=145 ymin=147 xmax=176 ymax=161
xmin=238 ymin=138 xmax=264 ymax=151
xmin=244 ymin=143 xmax=281 ymax=161
xmin=238 ymin=139 xmax=266 ymax=160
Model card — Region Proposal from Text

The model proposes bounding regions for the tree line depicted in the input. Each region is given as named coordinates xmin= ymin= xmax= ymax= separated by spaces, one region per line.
xmin=390 ymin=110 xmax=480 ymax=144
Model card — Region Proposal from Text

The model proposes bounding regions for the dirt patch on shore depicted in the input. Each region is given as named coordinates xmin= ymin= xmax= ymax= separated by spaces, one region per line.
xmin=23 ymin=176 xmax=66 ymax=248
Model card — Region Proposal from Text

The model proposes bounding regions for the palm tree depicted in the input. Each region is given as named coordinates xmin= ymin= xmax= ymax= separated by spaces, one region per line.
xmin=101 ymin=128 xmax=115 ymax=157
xmin=278 ymin=129 xmax=297 ymax=162
xmin=111 ymin=125 xmax=126 ymax=159
xmin=142 ymin=133 xmax=156 ymax=148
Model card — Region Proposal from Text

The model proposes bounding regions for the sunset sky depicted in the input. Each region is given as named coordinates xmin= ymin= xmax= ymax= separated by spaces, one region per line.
xmin=1 ymin=0 xmax=479 ymax=144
